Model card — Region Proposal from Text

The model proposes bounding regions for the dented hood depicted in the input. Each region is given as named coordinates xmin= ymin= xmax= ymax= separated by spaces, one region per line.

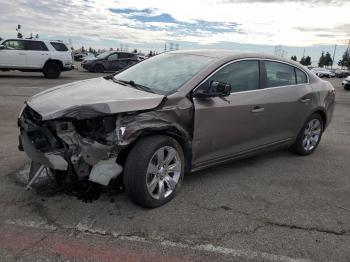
xmin=26 ymin=77 xmax=165 ymax=120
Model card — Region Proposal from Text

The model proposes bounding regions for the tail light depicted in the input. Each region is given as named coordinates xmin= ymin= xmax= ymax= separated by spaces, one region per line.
xmin=329 ymin=86 xmax=336 ymax=97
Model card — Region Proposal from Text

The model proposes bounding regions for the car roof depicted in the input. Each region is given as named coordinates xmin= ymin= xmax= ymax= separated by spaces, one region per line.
xmin=168 ymin=49 xmax=305 ymax=68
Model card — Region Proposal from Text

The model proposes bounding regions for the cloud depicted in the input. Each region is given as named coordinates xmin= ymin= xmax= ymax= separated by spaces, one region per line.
xmin=220 ymin=0 xmax=349 ymax=4
xmin=0 ymin=0 xmax=350 ymax=49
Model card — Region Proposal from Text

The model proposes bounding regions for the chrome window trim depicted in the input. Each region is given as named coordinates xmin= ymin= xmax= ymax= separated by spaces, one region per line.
xmin=193 ymin=57 xmax=310 ymax=96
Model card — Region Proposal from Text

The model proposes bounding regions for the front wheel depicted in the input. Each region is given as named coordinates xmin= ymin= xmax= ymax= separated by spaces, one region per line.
xmin=124 ymin=136 xmax=184 ymax=208
xmin=93 ymin=64 xmax=105 ymax=73
xmin=291 ymin=113 xmax=323 ymax=156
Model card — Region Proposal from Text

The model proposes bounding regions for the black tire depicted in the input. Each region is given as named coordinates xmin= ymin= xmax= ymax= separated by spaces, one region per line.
xmin=344 ymin=85 xmax=350 ymax=91
xmin=43 ymin=61 xmax=61 ymax=79
xmin=291 ymin=113 xmax=324 ymax=156
xmin=124 ymin=135 xmax=185 ymax=208
xmin=93 ymin=64 xmax=105 ymax=73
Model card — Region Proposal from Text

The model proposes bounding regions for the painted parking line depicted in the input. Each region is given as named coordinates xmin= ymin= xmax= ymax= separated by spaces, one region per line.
xmin=4 ymin=219 xmax=312 ymax=262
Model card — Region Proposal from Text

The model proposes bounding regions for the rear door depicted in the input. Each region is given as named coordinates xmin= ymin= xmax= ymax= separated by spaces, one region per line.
xmin=0 ymin=40 xmax=26 ymax=67
xmin=24 ymin=40 xmax=49 ymax=68
xmin=259 ymin=60 xmax=313 ymax=143
xmin=192 ymin=59 xmax=267 ymax=166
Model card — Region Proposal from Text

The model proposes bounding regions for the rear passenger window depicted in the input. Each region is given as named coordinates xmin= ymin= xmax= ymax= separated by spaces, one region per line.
xmin=207 ymin=60 xmax=260 ymax=93
xmin=265 ymin=61 xmax=296 ymax=88
xmin=25 ymin=41 xmax=48 ymax=51
xmin=50 ymin=42 xmax=68 ymax=51
xmin=295 ymin=68 xmax=308 ymax=84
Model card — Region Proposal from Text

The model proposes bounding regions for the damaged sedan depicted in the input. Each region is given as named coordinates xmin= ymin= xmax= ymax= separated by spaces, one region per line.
xmin=18 ymin=50 xmax=335 ymax=208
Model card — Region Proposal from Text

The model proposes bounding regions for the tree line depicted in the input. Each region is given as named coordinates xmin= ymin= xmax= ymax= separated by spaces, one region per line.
xmin=291 ymin=50 xmax=350 ymax=69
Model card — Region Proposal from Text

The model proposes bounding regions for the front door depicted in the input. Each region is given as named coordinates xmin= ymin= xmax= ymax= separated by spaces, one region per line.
xmin=106 ymin=53 xmax=120 ymax=71
xmin=192 ymin=60 xmax=266 ymax=167
xmin=0 ymin=40 xmax=26 ymax=68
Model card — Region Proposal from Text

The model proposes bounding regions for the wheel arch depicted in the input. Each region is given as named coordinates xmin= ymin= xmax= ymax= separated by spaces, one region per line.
xmin=44 ymin=59 xmax=63 ymax=70
xmin=117 ymin=128 xmax=192 ymax=173
xmin=312 ymin=108 xmax=327 ymax=130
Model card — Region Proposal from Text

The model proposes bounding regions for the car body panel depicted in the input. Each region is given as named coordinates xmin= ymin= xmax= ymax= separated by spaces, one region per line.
xmin=18 ymin=50 xmax=335 ymax=185
xmin=26 ymin=77 xmax=165 ymax=120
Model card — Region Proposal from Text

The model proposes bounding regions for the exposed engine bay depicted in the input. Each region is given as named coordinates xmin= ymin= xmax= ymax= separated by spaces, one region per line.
xmin=18 ymin=97 xmax=193 ymax=191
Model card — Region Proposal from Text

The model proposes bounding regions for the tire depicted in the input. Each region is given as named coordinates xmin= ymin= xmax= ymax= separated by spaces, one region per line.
xmin=124 ymin=135 xmax=185 ymax=208
xmin=93 ymin=64 xmax=105 ymax=73
xmin=291 ymin=113 xmax=324 ymax=156
xmin=43 ymin=61 xmax=61 ymax=79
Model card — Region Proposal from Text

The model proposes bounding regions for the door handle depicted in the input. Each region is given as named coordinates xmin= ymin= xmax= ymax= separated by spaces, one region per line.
xmin=300 ymin=98 xmax=311 ymax=103
xmin=251 ymin=106 xmax=264 ymax=113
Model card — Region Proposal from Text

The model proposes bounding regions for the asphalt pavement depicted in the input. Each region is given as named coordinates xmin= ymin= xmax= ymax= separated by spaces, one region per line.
xmin=0 ymin=68 xmax=349 ymax=262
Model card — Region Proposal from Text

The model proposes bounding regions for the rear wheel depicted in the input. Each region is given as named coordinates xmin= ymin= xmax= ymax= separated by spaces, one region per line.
xmin=93 ymin=64 xmax=105 ymax=73
xmin=124 ymin=135 xmax=184 ymax=208
xmin=291 ymin=113 xmax=323 ymax=156
xmin=43 ymin=62 xmax=61 ymax=79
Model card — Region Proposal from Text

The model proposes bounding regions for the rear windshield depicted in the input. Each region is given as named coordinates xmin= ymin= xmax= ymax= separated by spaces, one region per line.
xmin=50 ymin=42 xmax=68 ymax=51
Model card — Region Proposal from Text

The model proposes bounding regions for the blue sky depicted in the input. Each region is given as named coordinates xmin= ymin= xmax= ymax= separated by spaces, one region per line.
xmin=0 ymin=0 xmax=349 ymax=65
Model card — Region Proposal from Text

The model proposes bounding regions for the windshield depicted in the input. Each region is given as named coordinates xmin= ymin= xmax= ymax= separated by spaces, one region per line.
xmin=97 ymin=51 xmax=114 ymax=59
xmin=113 ymin=53 xmax=215 ymax=94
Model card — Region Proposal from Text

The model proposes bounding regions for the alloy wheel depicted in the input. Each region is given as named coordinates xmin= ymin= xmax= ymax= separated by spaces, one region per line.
xmin=302 ymin=119 xmax=322 ymax=152
xmin=146 ymin=146 xmax=181 ymax=200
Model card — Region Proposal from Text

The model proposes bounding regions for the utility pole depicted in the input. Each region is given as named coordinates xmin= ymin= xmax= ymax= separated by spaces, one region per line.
xmin=331 ymin=44 xmax=337 ymax=69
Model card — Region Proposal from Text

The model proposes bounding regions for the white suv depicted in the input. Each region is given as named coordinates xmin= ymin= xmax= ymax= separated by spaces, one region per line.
xmin=0 ymin=39 xmax=73 ymax=78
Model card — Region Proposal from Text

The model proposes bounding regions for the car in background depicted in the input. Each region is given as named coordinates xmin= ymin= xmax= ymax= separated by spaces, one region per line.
xmin=18 ymin=50 xmax=335 ymax=208
xmin=74 ymin=51 xmax=96 ymax=62
xmin=342 ymin=76 xmax=350 ymax=90
xmin=335 ymin=69 xmax=350 ymax=78
xmin=0 ymin=38 xmax=73 ymax=78
xmin=81 ymin=51 xmax=138 ymax=73
xmin=311 ymin=68 xmax=335 ymax=78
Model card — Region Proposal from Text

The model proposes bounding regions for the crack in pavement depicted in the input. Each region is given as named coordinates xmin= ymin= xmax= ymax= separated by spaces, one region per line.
xmin=13 ymin=235 xmax=48 ymax=260
xmin=263 ymin=220 xmax=350 ymax=236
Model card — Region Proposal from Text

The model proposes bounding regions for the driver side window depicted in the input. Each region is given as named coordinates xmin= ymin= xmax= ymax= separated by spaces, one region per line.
xmin=2 ymin=40 xmax=25 ymax=50
xmin=108 ymin=53 xmax=119 ymax=61
xmin=206 ymin=60 xmax=260 ymax=93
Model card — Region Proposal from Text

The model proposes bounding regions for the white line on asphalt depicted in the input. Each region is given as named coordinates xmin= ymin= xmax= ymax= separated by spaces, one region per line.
xmin=4 ymin=219 xmax=312 ymax=262
xmin=19 ymin=86 xmax=45 ymax=90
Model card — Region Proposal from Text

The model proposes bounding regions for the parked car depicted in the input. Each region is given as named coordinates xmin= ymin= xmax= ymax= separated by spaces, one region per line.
xmin=18 ymin=50 xmax=335 ymax=208
xmin=311 ymin=68 xmax=335 ymax=78
xmin=342 ymin=76 xmax=350 ymax=90
xmin=81 ymin=51 xmax=138 ymax=73
xmin=0 ymin=38 xmax=73 ymax=78
xmin=73 ymin=51 xmax=96 ymax=62
xmin=335 ymin=69 xmax=350 ymax=78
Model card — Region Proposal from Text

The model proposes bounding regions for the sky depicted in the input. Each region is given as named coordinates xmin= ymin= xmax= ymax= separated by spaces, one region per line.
xmin=0 ymin=0 xmax=350 ymax=65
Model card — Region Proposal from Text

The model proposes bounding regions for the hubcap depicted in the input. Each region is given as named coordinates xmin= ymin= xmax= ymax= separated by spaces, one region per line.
xmin=302 ymin=119 xmax=322 ymax=152
xmin=146 ymin=146 xmax=181 ymax=200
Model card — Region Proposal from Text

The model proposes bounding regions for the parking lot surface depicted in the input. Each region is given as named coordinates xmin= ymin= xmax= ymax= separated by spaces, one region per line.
xmin=0 ymin=69 xmax=350 ymax=262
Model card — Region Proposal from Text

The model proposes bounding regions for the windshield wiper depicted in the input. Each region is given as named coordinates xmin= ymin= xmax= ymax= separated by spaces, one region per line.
xmin=114 ymin=79 xmax=155 ymax=93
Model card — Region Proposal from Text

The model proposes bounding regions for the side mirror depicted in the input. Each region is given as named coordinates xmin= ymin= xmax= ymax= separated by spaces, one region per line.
xmin=195 ymin=81 xmax=231 ymax=98
xmin=0 ymin=45 xmax=5 ymax=50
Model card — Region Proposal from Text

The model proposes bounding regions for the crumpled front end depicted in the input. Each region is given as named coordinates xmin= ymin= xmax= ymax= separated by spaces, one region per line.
xmin=18 ymin=105 xmax=123 ymax=186
xmin=18 ymin=96 xmax=194 ymax=188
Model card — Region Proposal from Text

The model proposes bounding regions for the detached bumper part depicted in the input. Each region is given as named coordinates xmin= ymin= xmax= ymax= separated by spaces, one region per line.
xmin=89 ymin=158 xmax=123 ymax=186
xmin=20 ymin=132 xmax=68 ymax=171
